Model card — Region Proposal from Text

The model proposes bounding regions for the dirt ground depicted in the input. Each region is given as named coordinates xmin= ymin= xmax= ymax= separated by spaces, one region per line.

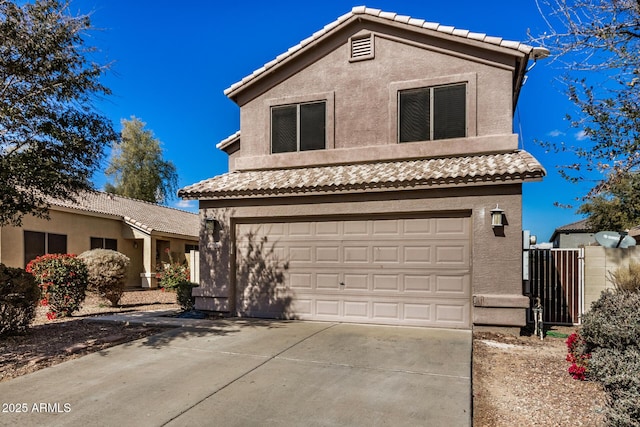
xmin=0 ymin=290 xmax=177 ymax=383
xmin=1 ymin=291 xmax=608 ymax=425
xmin=473 ymin=327 xmax=607 ymax=426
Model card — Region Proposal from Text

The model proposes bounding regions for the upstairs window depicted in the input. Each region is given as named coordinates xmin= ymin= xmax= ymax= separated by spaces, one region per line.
xmin=399 ymin=83 xmax=466 ymax=143
xmin=271 ymin=101 xmax=326 ymax=153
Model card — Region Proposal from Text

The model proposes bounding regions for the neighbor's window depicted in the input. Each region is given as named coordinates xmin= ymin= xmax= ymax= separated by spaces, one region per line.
xmin=90 ymin=237 xmax=118 ymax=251
xmin=399 ymin=83 xmax=466 ymax=142
xmin=271 ymin=101 xmax=326 ymax=153
xmin=24 ymin=231 xmax=67 ymax=266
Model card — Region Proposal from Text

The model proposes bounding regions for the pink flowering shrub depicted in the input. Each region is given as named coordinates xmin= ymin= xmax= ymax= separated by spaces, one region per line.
xmin=26 ymin=254 xmax=88 ymax=318
xmin=566 ymin=332 xmax=591 ymax=381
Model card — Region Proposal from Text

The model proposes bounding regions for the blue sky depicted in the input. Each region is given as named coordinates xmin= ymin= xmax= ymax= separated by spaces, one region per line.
xmin=74 ymin=0 xmax=597 ymax=242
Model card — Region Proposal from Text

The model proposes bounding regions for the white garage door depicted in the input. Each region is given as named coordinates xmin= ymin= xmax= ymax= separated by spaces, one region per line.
xmin=236 ymin=216 xmax=471 ymax=328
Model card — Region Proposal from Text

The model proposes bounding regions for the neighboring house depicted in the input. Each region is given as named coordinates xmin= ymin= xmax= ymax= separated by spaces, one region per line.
xmin=0 ymin=191 xmax=199 ymax=288
xmin=179 ymin=7 xmax=548 ymax=329
xmin=549 ymin=219 xmax=595 ymax=248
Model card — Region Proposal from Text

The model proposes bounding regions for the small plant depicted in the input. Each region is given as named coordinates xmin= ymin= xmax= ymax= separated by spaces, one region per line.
xmin=26 ymin=254 xmax=88 ymax=318
xmin=157 ymin=248 xmax=195 ymax=311
xmin=0 ymin=263 xmax=40 ymax=336
xmin=566 ymin=332 xmax=590 ymax=381
xmin=607 ymin=260 xmax=640 ymax=293
xmin=79 ymin=249 xmax=130 ymax=306
xmin=176 ymin=282 xmax=199 ymax=311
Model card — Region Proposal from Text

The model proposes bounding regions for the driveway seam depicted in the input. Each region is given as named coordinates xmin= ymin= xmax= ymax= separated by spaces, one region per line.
xmin=161 ymin=322 xmax=339 ymax=426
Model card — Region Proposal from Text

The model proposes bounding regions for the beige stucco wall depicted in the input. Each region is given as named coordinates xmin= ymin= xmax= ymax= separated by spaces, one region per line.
xmin=0 ymin=210 xmax=198 ymax=288
xmin=231 ymin=22 xmax=520 ymax=170
xmin=195 ymin=184 xmax=526 ymax=327
xmin=584 ymin=246 xmax=640 ymax=310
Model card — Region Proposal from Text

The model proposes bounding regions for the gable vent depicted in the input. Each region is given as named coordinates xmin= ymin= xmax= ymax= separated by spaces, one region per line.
xmin=350 ymin=35 xmax=374 ymax=61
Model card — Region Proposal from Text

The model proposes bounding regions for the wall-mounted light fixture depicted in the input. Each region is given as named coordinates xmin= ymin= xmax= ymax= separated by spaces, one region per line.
xmin=490 ymin=204 xmax=505 ymax=228
xmin=205 ymin=217 xmax=221 ymax=243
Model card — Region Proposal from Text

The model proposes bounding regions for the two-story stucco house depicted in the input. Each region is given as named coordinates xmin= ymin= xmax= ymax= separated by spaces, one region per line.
xmin=179 ymin=7 xmax=548 ymax=330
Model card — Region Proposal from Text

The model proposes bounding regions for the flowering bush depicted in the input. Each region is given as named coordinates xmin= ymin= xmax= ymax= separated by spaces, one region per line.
xmin=157 ymin=249 xmax=196 ymax=311
xmin=0 ymin=263 xmax=40 ymax=336
xmin=26 ymin=254 xmax=88 ymax=318
xmin=79 ymin=249 xmax=130 ymax=306
xmin=566 ymin=332 xmax=591 ymax=381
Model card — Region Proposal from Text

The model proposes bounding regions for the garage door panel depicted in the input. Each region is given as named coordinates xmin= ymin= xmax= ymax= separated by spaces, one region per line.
xmin=344 ymin=274 xmax=368 ymax=290
xmin=435 ymin=245 xmax=469 ymax=265
xmin=344 ymin=246 xmax=369 ymax=263
xmin=404 ymin=246 xmax=432 ymax=264
xmin=236 ymin=216 xmax=471 ymax=328
xmin=343 ymin=220 xmax=368 ymax=235
xmin=435 ymin=275 xmax=470 ymax=294
xmin=316 ymin=246 xmax=340 ymax=262
xmin=373 ymin=302 xmax=399 ymax=319
xmin=372 ymin=219 xmax=400 ymax=235
xmin=372 ymin=246 xmax=399 ymax=263
xmin=402 ymin=218 xmax=432 ymax=235
xmin=435 ymin=217 xmax=469 ymax=235
xmin=317 ymin=273 xmax=340 ymax=289
xmin=316 ymin=300 xmax=340 ymax=316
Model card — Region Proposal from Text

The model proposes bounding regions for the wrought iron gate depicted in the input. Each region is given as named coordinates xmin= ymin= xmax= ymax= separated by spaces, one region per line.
xmin=527 ymin=248 xmax=584 ymax=325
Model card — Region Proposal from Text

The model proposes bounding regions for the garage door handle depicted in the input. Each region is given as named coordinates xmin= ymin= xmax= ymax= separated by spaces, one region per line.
xmin=340 ymin=282 xmax=345 ymax=287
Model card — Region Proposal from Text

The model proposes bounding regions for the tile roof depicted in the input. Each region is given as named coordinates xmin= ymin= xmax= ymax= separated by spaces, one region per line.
xmin=553 ymin=219 xmax=591 ymax=233
xmin=48 ymin=191 xmax=199 ymax=238
xmin=224 ymin=6 xmax=549 ymax=97
xmin=179 ymin=150 xmax=545 ymax=200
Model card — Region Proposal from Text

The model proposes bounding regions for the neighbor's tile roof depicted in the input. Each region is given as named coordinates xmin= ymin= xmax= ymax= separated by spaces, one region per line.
xmin=179 ymin=151 xmax=545 ymax=200
xmin=224 ymin=6 xmax=547 ymax=97
xmin=49 ymin=191 xmax=199 ymax=238
xmin=553 ymin=219 xmax=591 ymax=233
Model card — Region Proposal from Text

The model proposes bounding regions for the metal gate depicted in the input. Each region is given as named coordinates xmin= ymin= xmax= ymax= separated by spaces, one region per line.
xmin=527 ymin=248 xmax=584 ymax=325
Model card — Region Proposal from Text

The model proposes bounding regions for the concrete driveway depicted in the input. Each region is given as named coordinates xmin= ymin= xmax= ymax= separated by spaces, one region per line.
xmin=0 ymin=320 xmax=471 ymax=426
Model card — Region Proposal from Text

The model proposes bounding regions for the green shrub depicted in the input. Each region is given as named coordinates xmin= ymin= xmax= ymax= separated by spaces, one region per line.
xmin=580 ymin=289 xmax=640 ymax=426
xmin=608 ymin=261 xmax=640 ymax=293
xmin=79 ymin=249 xmax=130 ymax=306
xmin=0 ymin=264 xmax=40 ymax=336
xmin=26 ymin=254 xmax=88 ymax=318
xmin=581 ymin=290 xmax=640 ymax=351
xmin=176 ymin=282 xmax=198 ymax=311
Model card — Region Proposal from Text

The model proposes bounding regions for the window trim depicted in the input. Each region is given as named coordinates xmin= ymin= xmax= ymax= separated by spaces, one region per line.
xmin=389 ymin=73 xmax=476 ymax=143
xmin=266 ymin=91 xmax=335 ymax=154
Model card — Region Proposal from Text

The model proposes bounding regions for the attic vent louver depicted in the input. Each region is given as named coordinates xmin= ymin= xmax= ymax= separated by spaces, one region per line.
xmin=349 ymin=34 xmax=374 ymax=62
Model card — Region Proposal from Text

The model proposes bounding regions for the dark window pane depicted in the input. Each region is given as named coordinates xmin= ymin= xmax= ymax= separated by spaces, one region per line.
xmin=300 ymin=102 xmax=326 ymax=151
xmin=185 ymin=244 xmax=199 ymax=253
xmin=24 ymin=231 xmax=45 ymax=267
xmin=104 ymin=239 xmax=118 ymax=251
xmin=433 ymin=84 xmax=466 ymax=140
xmin=48 ymin=233 xmax=67 ymax=254
xmin=399 ymin=88 xmax=430 ymax=142
xmin=271 ymin=105 xmax=297 ymax=153
xmin=90 ymin=237 xmax=103 ymax=249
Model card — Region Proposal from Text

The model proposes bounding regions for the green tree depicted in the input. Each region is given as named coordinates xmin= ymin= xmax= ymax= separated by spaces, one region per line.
xmin=531 ymin=0 xmax=640 ymax=226
xmin=577 ymin=173 xmax=640 ymax=231
xmin=0 ymin=0 xmax=116 ymax=226
xmin=105 ymin=117 xmax=178 ymax=203
xmin=531 ymin=1 xmax=640 ymax=187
